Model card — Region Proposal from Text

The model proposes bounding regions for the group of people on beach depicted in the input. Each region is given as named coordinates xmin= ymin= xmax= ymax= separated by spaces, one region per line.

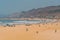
xmin=4 ymin=24 xmax=15 ymax=27
xmin=3 ymin=23 xmax=58 ymax=33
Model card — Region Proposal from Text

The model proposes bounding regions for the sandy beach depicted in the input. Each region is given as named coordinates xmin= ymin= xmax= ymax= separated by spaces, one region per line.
xmin=0 ymin=21 xmax=60 ymax=40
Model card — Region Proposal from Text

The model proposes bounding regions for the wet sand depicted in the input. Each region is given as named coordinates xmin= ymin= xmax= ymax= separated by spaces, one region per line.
xmin=0 ymin=21 xmax=60 ymax=40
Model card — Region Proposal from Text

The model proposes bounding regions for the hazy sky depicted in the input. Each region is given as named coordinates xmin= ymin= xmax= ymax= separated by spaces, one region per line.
xmin=0 ymin=0 xmax=60 ymax=16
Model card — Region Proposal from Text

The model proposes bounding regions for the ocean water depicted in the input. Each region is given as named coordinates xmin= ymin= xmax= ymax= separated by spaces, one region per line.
xmin=0 ymin=20 xmax=40 ymax=25
xmin=0 ymin=19 xmax=57 ymax=25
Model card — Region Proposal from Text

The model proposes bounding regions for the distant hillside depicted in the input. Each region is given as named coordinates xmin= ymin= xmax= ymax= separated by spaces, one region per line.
xmin=8 ymin=5 xmax=60 ymax=18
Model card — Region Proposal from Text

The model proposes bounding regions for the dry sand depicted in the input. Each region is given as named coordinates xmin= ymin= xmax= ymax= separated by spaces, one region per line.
xmin=0 ymin=21 xmax=60 ymax=40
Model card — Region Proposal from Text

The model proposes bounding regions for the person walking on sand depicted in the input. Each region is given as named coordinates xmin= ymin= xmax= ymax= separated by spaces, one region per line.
xmin=55 ymin=29 xmax=57 ymax=33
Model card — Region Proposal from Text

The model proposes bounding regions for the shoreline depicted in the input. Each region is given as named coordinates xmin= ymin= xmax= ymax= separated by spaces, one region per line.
xmin=0 ymin=19 xmax=58 ymax=26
